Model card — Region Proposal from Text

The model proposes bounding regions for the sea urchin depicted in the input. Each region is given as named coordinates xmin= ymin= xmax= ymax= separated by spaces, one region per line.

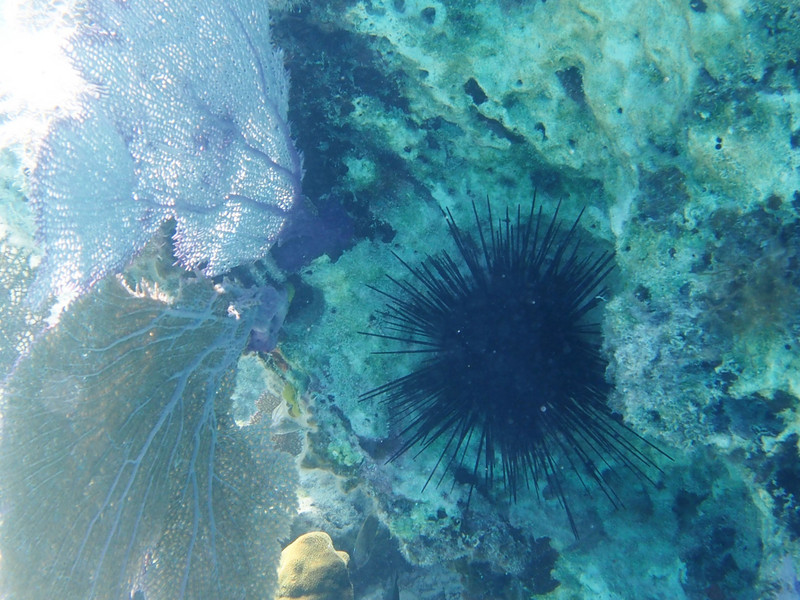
xmin=362 ymin=196 xmax=665 ymax=534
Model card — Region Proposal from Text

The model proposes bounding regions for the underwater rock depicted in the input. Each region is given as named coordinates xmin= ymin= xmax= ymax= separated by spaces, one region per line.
xmin=277 ymin=531 xmax=355 ymax=600
xmin=246 ymin=284 xmax=291 ymax=353
xmin=272 ymin=198 xmax=356 ymax=272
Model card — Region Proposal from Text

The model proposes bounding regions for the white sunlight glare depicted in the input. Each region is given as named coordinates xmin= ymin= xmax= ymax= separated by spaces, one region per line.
xmin=0 ymin=0 xmax=86 ymax=157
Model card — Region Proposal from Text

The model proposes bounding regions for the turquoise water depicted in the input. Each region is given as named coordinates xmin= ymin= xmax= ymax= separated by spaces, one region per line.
xmin=1 ymin=0 xmax=799 ymax=598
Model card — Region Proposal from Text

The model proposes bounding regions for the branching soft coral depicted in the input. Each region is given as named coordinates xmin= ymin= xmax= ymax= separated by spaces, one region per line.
xmin=1 ymin=267 xmax=296 ymax=599
xmin=28 ymin=0 xmax=302 ymax=312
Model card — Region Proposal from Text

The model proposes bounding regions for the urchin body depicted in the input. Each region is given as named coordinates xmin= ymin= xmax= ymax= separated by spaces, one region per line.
xmin=363 ymin=198 xmax=661 ymax=533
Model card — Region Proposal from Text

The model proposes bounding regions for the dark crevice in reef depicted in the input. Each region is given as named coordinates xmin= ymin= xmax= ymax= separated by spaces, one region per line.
xmin=756 ymin=433 xmax=800 ymax=541
xmin=273 ymin=11 xmax=408 ymax=245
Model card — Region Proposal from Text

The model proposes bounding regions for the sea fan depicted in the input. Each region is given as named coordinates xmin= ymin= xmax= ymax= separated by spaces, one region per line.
xmin=28 ymin=0 xmax=303 ymax=309
xmin=0 ymin=268 xmax=297 ymax=599
xmin=1 ymin=2 xmax=302 ymax=596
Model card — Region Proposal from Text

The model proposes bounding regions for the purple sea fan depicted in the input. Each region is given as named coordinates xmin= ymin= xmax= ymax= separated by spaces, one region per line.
xmin=0 ymin=267 xmax=298 ymax=599
xmin=28 ymin=0 xmax=303 ymax=310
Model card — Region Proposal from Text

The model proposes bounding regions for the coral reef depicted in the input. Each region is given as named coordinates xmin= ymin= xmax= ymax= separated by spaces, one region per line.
xmin=270 ymin=0 xmax=800 ymax=597
xmin=2 ymin=0 xmax=800 ymax=597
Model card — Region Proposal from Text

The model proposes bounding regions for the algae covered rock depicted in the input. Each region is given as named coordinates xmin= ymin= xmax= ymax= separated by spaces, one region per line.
xmin=277 ymin=532 xmax=354 ymax=600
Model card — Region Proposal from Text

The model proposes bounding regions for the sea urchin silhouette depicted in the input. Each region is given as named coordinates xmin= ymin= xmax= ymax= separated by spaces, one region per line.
xmin=362 ymin=196 xmax=666 ymax=534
